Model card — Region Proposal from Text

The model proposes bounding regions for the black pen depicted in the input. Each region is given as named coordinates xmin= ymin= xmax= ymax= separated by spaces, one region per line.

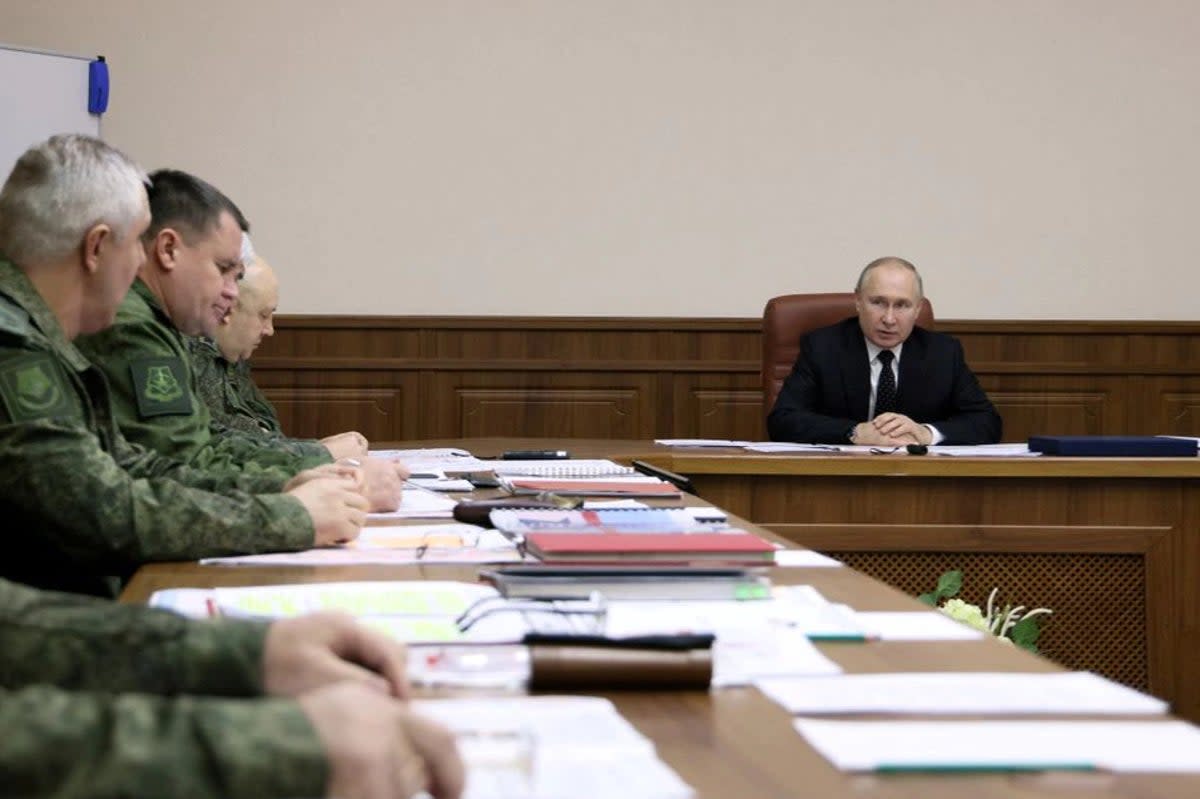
xmin=501 ymin=450 xmax=570 ymax=460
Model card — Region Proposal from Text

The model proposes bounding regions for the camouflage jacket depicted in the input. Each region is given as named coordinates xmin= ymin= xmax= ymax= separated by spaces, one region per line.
xmin=0 ymin=578 xmax=327 ymax=798
xmin=188 ymin=335 xmax=329 ymax=461
xmin=0 ymin=259 xmax=314 ymax=594
xmin=74 ymin=280 xmax=331 ymax=481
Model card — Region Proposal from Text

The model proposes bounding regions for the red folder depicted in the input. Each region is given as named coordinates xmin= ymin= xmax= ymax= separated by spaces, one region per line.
xmin=524 ymin=532 xmax=776 ymax=565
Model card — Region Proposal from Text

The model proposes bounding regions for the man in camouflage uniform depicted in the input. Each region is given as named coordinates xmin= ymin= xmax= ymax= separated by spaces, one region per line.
xmin=74 ymin=170 xmax=410 ymax=508
xmin=190 ymin=242 xmax=330 ymax=460
xmin=0 ymin=135 xmax=369 ymax=594
xmin=0 ymin=577 xmax=464 ymax=798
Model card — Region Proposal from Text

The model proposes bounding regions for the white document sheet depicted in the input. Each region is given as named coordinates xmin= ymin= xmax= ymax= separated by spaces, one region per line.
xmin=212 ymin=579 xmax=495 ymax=619
xmin=198 ymin=525 xmax=522 ymax=566
xmin=853 ymin=611 xmax=985 ymax=641
xmin=407 ymin=476 xmax=475 ymax=492
xmin=653 ymin=439 xmax=751 ymax=448
xmin=793 ymin=719 xmax=1200 ymax=773
xmin=605 ymin=590 xmax=868 ymax=642
xmin=370 ymin=447 xmax=490 ymax=474
xmin=774 ymin=549 xmax=843 ymax=568
xmin=413 ymin=696 xmax=695 ymax=799
xmin=602 ymin=592 xmax=851 ymax=685
xmin=743 ymin=442 xmax=846 ymax=453
xmin=210 ymin=580 xmax=526 ymax=643
xmin=369 ymin=487 xmax=459 ymax=519
xmin=710 ymin=631 xmax=843 ymax=686
xmin=759 ymin=672 xmax=1168 ymax=716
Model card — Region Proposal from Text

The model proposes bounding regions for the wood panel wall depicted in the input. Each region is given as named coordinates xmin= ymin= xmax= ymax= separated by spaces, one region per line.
xmin=251 ymin=317 xmax=1200 ymax=443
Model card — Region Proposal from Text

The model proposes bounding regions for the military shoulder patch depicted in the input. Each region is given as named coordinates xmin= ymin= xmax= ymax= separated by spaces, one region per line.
xmin=0 ymin=352 xmax=76 ymax=422
xmin=130 ymin=357 xmax=193 ymax=417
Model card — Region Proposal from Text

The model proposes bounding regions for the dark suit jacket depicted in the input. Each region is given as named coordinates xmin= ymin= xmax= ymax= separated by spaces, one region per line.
xmin=767 ymin=317 xmax=1002 ymax=445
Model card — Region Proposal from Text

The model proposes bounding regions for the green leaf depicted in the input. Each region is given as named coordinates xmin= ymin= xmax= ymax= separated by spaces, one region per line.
xmin=932 ymin=570 xmax=963 ymax=602
xmin=917 ymin=592 xmax=937 ymax=606
xmin=1009 ymin=616 xmax=1042 ymax=652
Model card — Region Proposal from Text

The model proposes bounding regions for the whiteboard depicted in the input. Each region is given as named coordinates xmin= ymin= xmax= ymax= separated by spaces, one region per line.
xmin=0 ymin=44 xmax=101 ymax=180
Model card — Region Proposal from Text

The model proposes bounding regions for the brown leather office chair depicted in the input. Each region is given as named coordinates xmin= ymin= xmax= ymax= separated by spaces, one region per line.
xmin=761 ymin=292 xmax=935 ymax=421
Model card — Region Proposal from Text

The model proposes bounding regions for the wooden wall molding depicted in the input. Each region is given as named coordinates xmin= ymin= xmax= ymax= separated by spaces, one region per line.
xmin=252 ymin=316 xmax=1200 ymax=442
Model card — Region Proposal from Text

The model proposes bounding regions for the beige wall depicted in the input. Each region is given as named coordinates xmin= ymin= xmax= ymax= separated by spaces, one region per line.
xmin=2 ymin=1 xmax=1197 ymax=319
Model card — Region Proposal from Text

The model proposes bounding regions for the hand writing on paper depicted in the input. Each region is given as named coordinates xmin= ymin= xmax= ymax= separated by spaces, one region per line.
xmin=360 ymin=457 xmax=411 ymax=512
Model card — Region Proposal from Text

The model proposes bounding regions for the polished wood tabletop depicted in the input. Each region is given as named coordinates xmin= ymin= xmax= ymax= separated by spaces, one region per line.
xmin=120 ymin=439 xmax=1200 ymax=798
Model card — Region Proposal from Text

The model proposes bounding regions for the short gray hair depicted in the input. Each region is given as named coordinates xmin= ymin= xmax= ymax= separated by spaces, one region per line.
xmin=854 ymin=256 xmax=924 ymax=300
xmin=240 ymin=232 xmax=257 ymax=266
xmin=0 ymin=134 xmax=148 ymax=265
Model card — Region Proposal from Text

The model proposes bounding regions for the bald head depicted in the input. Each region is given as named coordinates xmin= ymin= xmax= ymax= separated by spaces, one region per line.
xmin=213 ymin=256 xmax=278 ymax=361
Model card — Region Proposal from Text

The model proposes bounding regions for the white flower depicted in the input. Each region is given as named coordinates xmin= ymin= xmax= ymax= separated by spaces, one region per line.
xmin=940 ymin=598 xmax=989 ymax=632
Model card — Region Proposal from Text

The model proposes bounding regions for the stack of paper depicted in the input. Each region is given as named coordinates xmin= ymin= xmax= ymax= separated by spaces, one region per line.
xmin=371 ymin=447 xmax=489 ymax=474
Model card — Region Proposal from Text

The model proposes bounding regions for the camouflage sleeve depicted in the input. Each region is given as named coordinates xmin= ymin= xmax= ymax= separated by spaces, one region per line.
xmin=189 ymin=339 xmax=274 ymax=435
xmin=0 ymin=578 xmax=268 ymax=694
xmin=187 ymin=338 xmax=332 ymax=463
xmin=208 ymin=414 xmax=333 ymax=461
xmin=206 ymin=398 xmax=269 ymax=435
xmin=271 ymin=435 xmax=332 ymax=462
xmin=200 ymin=426 xmax=332 ymax=474
xmin=0 ymin=416 xmax=314 ymax=571
xmin=109 ymin=430 xmax=291 ymax=496
xmin=0 ymin=686 xmax=327 ymax=799
xmin=239 ymin=364 xmax=286 ymax=434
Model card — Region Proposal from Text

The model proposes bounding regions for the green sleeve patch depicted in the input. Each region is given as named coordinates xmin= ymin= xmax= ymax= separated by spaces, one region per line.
xmin=0 ymin=353 xmax=76 ymax=422
xmin=130 ymin=356 xmax=193 ymax=417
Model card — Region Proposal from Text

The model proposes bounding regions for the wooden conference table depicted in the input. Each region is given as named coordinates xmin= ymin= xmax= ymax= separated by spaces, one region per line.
xmin=120 ymin=439 xmax=1200 ymax=798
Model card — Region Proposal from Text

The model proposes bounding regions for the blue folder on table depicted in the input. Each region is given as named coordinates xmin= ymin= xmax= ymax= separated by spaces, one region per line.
xmin=1028 ymin=435 xmax=1198 ymax=457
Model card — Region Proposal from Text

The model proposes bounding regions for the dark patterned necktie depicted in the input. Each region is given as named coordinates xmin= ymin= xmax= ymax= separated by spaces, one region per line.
xmin=875 ymin=349 xmax=897 ymax=415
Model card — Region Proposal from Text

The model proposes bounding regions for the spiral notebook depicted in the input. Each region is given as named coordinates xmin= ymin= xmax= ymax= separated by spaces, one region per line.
xmin=484 ymin=459 xmax=636 ymax=478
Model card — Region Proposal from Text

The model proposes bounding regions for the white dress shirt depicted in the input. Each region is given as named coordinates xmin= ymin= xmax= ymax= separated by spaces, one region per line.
xmin=863 ymin=338 xmax=944 ymax=444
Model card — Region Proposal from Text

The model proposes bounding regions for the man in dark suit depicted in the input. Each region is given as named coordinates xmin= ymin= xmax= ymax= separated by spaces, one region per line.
xmin=768 ymin=257 xmax=1001 ymax=446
